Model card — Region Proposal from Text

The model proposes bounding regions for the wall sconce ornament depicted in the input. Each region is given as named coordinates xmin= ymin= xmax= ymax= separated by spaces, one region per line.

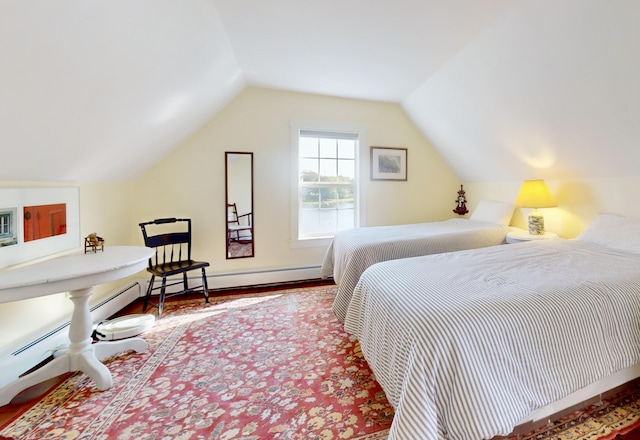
xmin=453 ymin=185 xmax=469 ymax=215
xmin=84 ymin=233 xmax=105 ymax=253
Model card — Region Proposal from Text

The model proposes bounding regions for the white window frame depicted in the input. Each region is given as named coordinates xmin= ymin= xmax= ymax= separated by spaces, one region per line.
xmin=290 ymin=121 xmax=367 ymax=248
xmin=0 ymin=212 xmax=10 ymax=235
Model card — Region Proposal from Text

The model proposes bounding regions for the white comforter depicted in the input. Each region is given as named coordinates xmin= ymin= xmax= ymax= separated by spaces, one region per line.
xmin=344 ymin=239 xmax=640 ymax=440
xmin=321 ymin=218 xmax=510 ymax=322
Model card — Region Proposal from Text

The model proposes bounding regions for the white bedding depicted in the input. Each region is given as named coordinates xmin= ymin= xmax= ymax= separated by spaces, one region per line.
xmin=343 ymin=239 xmax=640 ymax=440
xmin=321 ymin=218 xmax=510 ymax=322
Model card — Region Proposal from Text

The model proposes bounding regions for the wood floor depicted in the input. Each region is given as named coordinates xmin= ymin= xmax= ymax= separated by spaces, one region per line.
xmin=622 ymin=431 xmax=640 ymax=440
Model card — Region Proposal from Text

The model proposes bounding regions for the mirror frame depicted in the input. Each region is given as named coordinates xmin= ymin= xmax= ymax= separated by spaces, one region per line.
xmin=225 ymin=152 xmax=254 ymax=259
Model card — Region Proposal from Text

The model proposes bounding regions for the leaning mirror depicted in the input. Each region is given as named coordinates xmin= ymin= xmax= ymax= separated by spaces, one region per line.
xmin=225 ymin=152 xmax=254 ymax=259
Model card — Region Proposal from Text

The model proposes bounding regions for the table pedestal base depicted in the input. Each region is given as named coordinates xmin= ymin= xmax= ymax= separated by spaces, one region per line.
xmin=0 ymin=287 xmax=148 ymax=406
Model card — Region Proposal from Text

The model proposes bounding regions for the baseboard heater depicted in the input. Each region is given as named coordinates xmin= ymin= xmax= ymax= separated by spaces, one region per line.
xmin=153 ymin=265 xmax=324 ymax=294
xmin=0 ymin=282 xmax=143 ymax=389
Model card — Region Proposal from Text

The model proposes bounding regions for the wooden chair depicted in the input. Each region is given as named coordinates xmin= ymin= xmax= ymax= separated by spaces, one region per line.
xmin=227 ymin=203 xmax=253 ymax=246
xmin=139 ymin=218 xmax=209 ymax=318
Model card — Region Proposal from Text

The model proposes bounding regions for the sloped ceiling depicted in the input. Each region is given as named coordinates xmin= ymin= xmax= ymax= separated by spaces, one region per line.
xmin=3 ymin=0 xmax=637 ymax=184
xmin=1 ymin=1 xmax=243 ymax=182
xmin=0 ymin=0 xmax=513 ymax=182
xmin=404 ymin=0 xmax=640 ymax=182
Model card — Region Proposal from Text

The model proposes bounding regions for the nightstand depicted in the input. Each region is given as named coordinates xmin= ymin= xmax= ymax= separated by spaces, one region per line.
xmin=506 ymin=229 xmax=558 ymax=244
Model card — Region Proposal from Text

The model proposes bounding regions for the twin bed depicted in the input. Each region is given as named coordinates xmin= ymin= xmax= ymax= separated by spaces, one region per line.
xmin=322 ymin=200 xmax=516 ymax=322
xmin=328 ymin=212 xmax=640 ymax=439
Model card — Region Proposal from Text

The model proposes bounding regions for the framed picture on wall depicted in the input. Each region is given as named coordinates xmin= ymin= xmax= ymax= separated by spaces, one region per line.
xmin=370 ymin=146 xmax=408 ymax=181
xmin=0 ymin=187 xmax=80 ymax=269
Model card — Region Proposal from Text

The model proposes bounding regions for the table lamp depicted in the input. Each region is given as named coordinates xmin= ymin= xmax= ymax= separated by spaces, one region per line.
xmin=514 ymin=179 xmax=557 ymax=235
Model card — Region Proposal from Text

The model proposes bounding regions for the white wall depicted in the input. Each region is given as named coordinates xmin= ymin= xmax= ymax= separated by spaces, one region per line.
xmin=466 ymin=177 xmax=640 ymax=239
xmin=0 ymin=88 xmax=461 ymax=357
xmin=3 ymin=86 xmax=637 ymax=369
xmin=131 ymin=87 xmax=461 ymax=280
xmin=0 ymin=181 xmax=141 ymax=352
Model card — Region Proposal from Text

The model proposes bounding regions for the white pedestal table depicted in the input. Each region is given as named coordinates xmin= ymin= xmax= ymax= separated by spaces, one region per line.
xmin=0 ymin=246 xmax=153 ymax=406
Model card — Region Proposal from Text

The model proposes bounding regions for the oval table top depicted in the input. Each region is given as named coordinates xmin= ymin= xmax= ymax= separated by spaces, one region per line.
xmin=0 ymin=246 xmax=153 ymax=303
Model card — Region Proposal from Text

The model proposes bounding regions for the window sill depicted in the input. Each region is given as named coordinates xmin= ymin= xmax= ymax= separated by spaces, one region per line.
xmin=290 ymin=237 xmax=332 ymax=248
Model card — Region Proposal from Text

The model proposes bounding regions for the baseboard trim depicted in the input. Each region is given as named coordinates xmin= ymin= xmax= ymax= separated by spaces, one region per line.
xmin=210 ymin=266 xmax=323 ymax=289
xmin=145 ymin=266 xmax=324 ymax=296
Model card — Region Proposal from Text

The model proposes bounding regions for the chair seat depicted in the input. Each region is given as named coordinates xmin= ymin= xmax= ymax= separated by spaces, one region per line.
xmin=147 ymin=260 xmax=209 ymax=278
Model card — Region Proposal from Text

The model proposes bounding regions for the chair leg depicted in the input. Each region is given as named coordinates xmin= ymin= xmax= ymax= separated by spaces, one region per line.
xmin=143 ymin=275 xmax=155 ymax=312
xmin=158 ymin=277 xmax=167 ymax=319
xmin=183 ymin=272 xmax=189 ymax=296
xmin=201 ymin=268 xmax=209 ymax=303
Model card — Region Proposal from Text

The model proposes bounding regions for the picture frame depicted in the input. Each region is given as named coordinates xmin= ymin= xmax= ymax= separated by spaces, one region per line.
xmin=370 ymin=146 xmax=408 ymax=181
xmin=0 ymin=187 xmax=80 ymax=269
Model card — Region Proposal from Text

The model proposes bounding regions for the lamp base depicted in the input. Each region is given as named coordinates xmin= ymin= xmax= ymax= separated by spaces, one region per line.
xmin=528 ymin=211 xmax=545 ymax=235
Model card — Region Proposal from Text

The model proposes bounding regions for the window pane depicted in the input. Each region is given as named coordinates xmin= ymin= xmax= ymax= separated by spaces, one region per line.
xmin=296 ymin=127 xmax=359 ymax=240
xmin=301 ymin=187 xmax=319 ymax=210
xmin=301 ymin=209 xmax=337 ymax=236
xmin=337 ymin=139 xmax=355 ymax=159
xmin=337 ymin=159 xmax=355 ymax=181
xmin=319 ymin=138 xmax=336 ymax=158
xmin=300 ymin=137 xmax=319 ymax=158
xmin=299 ymin=210 xmax=318 ymax=237
xmin=320 ymin=186 xmax=337 ymax=209
xmin=337 ymin=208 xmax=355 ymax=231
xmin=319 ymin=159 xmax=337 ymax=180
xmin=300 ymin=158 xmax=319 ymax=181
xmin=337 ymin=185 xmax=354 ymax=207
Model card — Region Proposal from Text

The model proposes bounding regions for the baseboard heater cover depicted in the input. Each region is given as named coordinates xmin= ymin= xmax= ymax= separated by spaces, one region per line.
xmin=143 ymin=265 xmax=323 ymax=296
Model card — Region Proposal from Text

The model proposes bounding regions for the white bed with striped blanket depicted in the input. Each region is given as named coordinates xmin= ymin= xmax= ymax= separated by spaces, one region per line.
xmin=322 ymin=218 xmax=512 ymax=322
xmin=344 ymin=235 xmax=640 ymax=439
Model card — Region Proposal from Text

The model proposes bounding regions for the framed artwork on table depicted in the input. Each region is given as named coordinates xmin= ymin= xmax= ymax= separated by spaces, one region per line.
xmin=370 ymin=146 xmax=408 ymax=181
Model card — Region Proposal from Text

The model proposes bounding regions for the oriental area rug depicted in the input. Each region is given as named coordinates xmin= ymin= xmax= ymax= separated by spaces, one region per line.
xmin=1 ymin=284 xmax=640 ymax=440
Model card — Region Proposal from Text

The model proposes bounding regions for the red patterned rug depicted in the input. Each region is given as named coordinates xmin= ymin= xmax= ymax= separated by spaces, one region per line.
xmin=0 ymin=285 xmax=392 ymax=439
xmin=1 ymin=284 xmax=640 ymax=439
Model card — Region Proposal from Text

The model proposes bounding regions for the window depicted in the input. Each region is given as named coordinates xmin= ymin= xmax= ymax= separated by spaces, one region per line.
xmin=291 ymin=125 xmax=363 ymax=245
xmin=0 ymin=209 xmax=17 ymax=247
xmin=0 ymin=212 xmax=10 ymax=236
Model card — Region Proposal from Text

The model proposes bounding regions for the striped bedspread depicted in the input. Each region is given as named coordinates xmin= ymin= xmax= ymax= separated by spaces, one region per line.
xmin=344 ymin=239 xmax=640 ymax=440
xmin=321 ymin=218 xmax=510 ymax=322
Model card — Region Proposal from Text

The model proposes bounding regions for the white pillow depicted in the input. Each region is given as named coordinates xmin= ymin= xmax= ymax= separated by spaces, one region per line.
xmin=469 ymin=200 xmax=514 ymax=225
xmin=576 ymin=213 xmax=640 ymax=253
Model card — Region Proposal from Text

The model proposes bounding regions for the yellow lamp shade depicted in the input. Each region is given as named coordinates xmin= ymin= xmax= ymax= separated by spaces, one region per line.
xmin=514 ymin=179 xmax=557 ymax=209
xmin=514 ymin=179 xmax=557 ymax=235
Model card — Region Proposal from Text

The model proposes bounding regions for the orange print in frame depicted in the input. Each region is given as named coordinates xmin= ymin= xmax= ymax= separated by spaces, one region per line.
xmin=23 ymin=203 xmax=67 ymax=242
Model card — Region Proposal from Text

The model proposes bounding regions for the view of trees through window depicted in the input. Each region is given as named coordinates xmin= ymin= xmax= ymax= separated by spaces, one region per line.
xmin=298 ymin=132 xmax=357 ymax=238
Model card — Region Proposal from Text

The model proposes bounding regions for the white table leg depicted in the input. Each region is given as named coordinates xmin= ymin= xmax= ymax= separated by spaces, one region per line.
xmin=0 ymin=287 xmax=113 ymax=406
xmin=66 ymin=287 xmax=112 ymax=390
xmin=0 ymin=246 xmax=154 ymax=407
xmin=0 ymin=355 xmax=71 ymax=406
